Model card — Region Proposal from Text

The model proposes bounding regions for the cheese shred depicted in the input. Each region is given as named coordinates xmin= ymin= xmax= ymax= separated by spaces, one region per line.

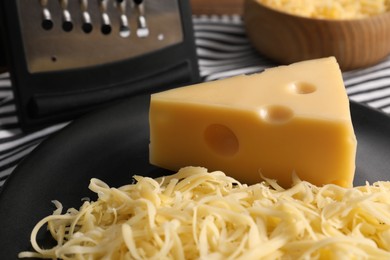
xmin=19 ymin=167 xmax=390 ymax=259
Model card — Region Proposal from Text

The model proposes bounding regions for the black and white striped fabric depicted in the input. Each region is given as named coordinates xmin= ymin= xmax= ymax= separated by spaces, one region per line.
xmin=1 ymin=15 xmax=390 ymax=188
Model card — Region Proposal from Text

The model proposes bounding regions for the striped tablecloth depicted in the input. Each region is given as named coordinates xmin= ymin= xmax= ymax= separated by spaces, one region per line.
xmin=0 ymin=15 xmax=390 ymax=188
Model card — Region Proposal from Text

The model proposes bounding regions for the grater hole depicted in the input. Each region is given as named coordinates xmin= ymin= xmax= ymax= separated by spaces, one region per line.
xmin=101 ymin=24 xmax=112 ymax=35
xmin=62 ymin=21 xmax=73 ymax=32
xmin=41 ymin=8 xmax=53 ymax=30
xmin=42 ymin=19 xmax=53 ymax=30
xmin=82 ymin=23 xmax=93 ymax=33
xmin=119 ymin=26 xmax=130 ymax=38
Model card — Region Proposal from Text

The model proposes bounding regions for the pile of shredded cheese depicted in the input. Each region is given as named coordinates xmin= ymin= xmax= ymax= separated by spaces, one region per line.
xmin=257 ymin=0 xmax=390 ymax=19
xmin=19 ymin=167 xmax=390 ymax=259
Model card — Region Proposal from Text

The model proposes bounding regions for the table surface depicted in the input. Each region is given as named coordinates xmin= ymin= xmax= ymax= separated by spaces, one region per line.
xmin=0 ymin=15 xmax=390 ymax=189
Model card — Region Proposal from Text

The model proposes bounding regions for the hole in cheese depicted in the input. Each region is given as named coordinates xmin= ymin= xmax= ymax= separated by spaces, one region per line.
xmin=204 ymin=124 xmax=239 ymax=156
xmin=260 ymin=105 xmax=294 ymax=124
xmin=290 ymin=82 xmax=317 ymax=94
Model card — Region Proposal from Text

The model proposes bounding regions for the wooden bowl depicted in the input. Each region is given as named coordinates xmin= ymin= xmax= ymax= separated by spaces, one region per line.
xmin=243 ymin=0 xmax=390 ymax=71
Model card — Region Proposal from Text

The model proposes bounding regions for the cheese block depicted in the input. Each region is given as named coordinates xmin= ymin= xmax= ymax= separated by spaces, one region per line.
xmin=149 ymin=57 xmax=357 ymax=187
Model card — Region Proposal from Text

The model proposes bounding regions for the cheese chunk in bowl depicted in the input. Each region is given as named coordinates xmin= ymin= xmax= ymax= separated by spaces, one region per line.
xmin=256 ymin=0 xmax=390 ymax=19
xmin=243 ymin=0 xmax=390 ymax=71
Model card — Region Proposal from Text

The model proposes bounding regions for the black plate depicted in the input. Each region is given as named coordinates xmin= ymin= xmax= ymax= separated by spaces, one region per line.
xmin=0 ymin=94 xmax=390 ymax=259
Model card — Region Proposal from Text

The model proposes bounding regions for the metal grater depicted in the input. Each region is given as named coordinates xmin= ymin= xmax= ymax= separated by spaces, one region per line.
xmin=0 ymin=0 xmax=200 ymax=131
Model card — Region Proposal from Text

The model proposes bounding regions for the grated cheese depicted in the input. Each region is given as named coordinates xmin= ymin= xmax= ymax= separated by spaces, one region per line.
xmin=257 ymin=0 xmax=390 ymax=19
xmin=19 ymin=167 xmax=390 ymax=259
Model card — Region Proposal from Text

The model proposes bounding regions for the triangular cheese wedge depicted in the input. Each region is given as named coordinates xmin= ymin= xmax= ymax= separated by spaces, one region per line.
xmin=149 ymin=57 xmax=357 ymax=187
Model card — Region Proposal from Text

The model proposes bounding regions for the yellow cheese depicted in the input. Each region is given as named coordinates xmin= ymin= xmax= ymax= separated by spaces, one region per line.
xmin=149 ymin=57 xmax=357 ymax=187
